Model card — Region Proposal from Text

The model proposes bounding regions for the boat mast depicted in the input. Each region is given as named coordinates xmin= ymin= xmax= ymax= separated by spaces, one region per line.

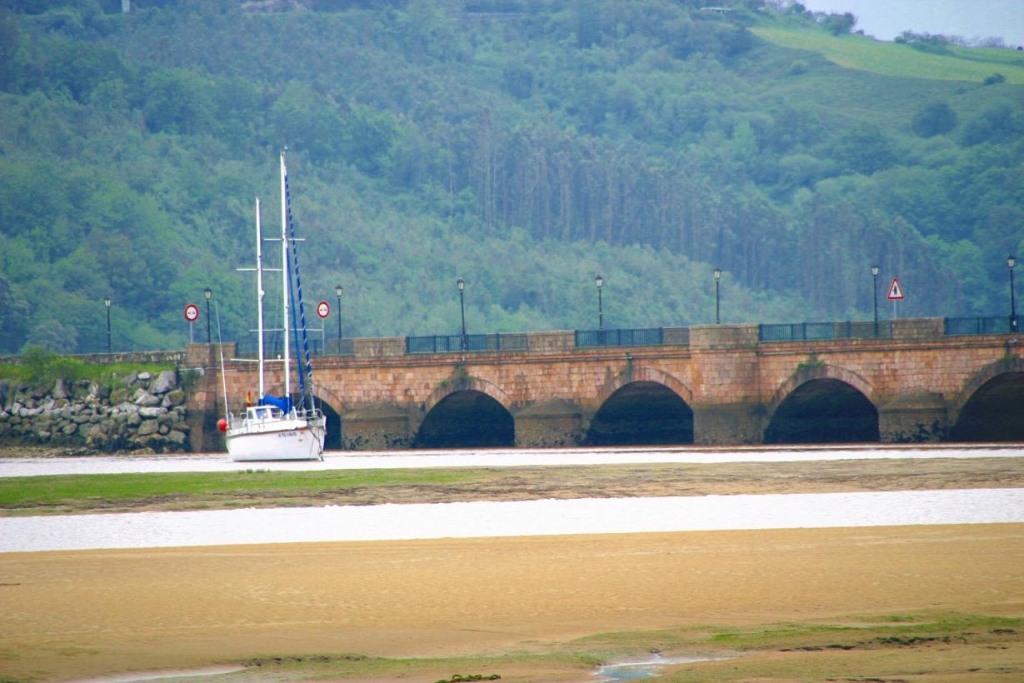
xmin=280 ymin=150 xmax=292 ymax=408
xmin=255 ymin=197 xmax=266 ymax=400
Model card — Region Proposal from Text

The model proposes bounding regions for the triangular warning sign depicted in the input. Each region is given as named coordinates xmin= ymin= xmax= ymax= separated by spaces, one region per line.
xmin=887 ymin=277 xmax=904 ymax=300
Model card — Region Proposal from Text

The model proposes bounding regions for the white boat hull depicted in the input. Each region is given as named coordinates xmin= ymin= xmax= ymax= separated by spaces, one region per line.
xmin=226 ymin=414 xmax=325 ymax=462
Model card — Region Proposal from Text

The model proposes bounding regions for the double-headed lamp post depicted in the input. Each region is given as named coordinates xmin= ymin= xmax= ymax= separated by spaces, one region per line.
xmin=203 ymin=287 xmax=212 ymax=344
xmin=104 ymin=296 xmax=112 ymax=353
xmin=457 ymin=277 xmax=466 ymax=349
xmin=1009 ymin=256 xmax=1017 ymax=332
xmin=335 ymin=284 xmax=343 ymax=339
xmin=595 ymin=274 xmax=604 ymax=330
xmin=714 ymin=267 xmax=722 ymax=324
xmin=871 ymin=264 xmax=880 ymax=331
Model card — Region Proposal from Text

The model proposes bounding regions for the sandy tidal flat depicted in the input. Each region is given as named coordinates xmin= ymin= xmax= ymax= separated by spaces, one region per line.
xmin=2 ymin=524 xmax=1024 ymax=682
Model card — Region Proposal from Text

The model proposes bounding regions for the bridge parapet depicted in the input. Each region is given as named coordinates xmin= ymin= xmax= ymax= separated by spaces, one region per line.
xmin=894 ymin=317 xmax=944 ymax=340
xmin=526 ymin=330 xmax=576 ymax=353
xmin=352 ymin=337 xmax=407 ymax=359
xmin=689 ymin=324 xmax=759 ymax=350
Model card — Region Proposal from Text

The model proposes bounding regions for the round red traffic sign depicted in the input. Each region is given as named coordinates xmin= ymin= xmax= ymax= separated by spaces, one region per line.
xmin=184 ymin=303 xmax=199 ymax=322
xmin=316 ymin=301 xmax=330 ymax=319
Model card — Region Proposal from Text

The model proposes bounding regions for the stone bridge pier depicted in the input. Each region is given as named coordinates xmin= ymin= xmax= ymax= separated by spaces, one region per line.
xmin=184 ymin=318 xmax=1024 ymax=452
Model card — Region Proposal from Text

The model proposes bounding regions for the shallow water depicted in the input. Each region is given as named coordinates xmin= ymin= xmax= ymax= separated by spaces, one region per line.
xmin=595 ymin=654 xmax=727 ymax=681
xmin=2 ymin=443 xmax=1022 ymax=478
xmin=3 ymin=488 xmax=1022 ymax=553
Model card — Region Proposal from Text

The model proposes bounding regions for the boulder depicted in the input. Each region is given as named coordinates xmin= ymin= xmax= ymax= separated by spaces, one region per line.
xmin=150 ymin=370 xmax=177 ymax=395
xmin=163 ymin=389 xmax=186 ymax=407
xmin=137 ymin=420 xmax=161 ymax=437
xmin=133 ymin=389 xmax=161 ymax=407
xmin=53 ymin=379 xmax=69 ymax=400
xmin=166 ymin=430 xmax=188 ymax=445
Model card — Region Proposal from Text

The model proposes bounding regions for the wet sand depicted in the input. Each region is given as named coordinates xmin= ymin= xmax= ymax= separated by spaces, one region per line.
xmin=2 ymin=524 xmax=1023 ymax=682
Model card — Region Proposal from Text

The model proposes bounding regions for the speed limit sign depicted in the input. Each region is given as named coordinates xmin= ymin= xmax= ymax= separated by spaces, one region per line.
xmin=316 ymin=301 xmax=330 ymax=319
xmin=184 ymin=303 xmax=199 ymax=322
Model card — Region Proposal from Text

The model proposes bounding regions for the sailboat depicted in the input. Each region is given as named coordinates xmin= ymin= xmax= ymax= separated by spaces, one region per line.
xmin=220 ymin=151 xmax=326 ymax=461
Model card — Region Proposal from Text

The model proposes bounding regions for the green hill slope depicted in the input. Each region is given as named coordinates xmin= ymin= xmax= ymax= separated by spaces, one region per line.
xmin=0 ymin=0 xmax=1021 ymax=354
xmin=752 ymin=26 xmax=1024 ymax=83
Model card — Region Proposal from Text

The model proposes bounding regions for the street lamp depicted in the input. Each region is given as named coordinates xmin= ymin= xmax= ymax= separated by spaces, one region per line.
xmin=595 ymin=274 xmax=604 ymax=330
xmin=335 ymin=284 xmax=344 ymax=340
xmin=203 ymin=287 xmax=212 ymax=344
xmin=1009 ymin=256 xmax=1017 ymax=332
xmin=457 ymin=277 xmax=466 ymax=350
xmin=714 ymin=267 xmax=722 ymax=324
xmin=103 ymin=296 xmax=112 ymax=353
xmin=871 ymin=264 xmax=880 ymax=334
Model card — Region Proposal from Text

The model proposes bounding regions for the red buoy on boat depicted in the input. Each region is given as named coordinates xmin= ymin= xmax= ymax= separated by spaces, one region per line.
xmin=217 ymin=418 xmax=228 ymax=432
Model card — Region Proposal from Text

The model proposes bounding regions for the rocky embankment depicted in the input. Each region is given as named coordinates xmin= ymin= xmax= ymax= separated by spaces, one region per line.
xmin=0 ymin=370 xmax=190 ymax=454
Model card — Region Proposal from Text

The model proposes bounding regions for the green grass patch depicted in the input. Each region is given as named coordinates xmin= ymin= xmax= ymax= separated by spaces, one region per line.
xmin=0 ymin=468 xmax=485 ymax=515
xmin=752 ymin=25 xmax=1024 ymax=83
xmin=234 ymin=652 xmax=596 ymax=682
xmin=0 ymin=349 xmax=175 ymax=388
xmin=700 ymin=611 xmax=1024 ymax=651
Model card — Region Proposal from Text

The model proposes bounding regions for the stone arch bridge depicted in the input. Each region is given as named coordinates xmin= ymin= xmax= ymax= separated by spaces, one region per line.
xmin=184 ymin=318 xmax=1024 ymax=451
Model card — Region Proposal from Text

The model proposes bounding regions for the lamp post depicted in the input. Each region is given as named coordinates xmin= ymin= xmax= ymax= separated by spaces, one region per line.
xmin=714 ymin=268 xmax=722 ymax=324
xmin=595 ymin=274 xmax=604 ymax=330
xmin=1009 ymin=256 xmax=1017 ymax=332
xmin=335 ymin=284 xmax=343 ymax=340
xmin=104 ymin=296 xmax=112 ymax=353
xmin=457 ymin=277 xmax=466 ymax=350
xmin=871 ymin=264 xmax=880 ymax=334
xmin=203 ymin=287 xmax=212 ymax=344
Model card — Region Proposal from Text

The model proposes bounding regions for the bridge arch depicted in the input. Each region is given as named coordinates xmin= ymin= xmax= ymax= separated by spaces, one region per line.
xmin=414 ymin=374 xmax=515 ymax=448
xmin=949 ymin=356 xmax=1024 ymax=442
xmin=586 ymin=365 xmax=694 ymax=446
xmin=309 ymin=390 xmax=343 ymax=451
xmin=423 ymin=373 xmax=513 ymax=415
xmin=764 ymin=363 xmax=880 ymax=444
xmin=596 ymin=364 xmax=694 ymax=407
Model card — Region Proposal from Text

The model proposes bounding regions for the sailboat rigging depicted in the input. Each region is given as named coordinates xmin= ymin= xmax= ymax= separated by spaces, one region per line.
xmin=219 ymin=151 xmax=326 ymax=461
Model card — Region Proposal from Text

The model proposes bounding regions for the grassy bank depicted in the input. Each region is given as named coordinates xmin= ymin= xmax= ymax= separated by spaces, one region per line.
xmin=3 ymin=457 xmax=1023 ymax=516
xmin=0 ymin=467 xmax=484 ymax=515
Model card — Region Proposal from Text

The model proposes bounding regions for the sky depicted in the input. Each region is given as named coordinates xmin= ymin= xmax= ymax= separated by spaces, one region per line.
xmin=797 ymin=0 xmax=1024 ymax=48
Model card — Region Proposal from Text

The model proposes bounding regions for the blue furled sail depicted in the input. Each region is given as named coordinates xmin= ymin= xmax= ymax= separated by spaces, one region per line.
xmin=281 ymin=157 xmax=316 ymax=414
xmin=261 ymin=394 xmax=292 ymax=414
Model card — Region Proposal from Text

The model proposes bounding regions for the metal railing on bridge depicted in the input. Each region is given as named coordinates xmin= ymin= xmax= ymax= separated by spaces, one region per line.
xmin=405 ymin=333 xmax=530 ymax=354
xmin=758 ymin=320 xmax=894 ymax=342
xmin=575 ymin=327 xmax=668 ymax=348
xmin=944 ymin=316 xmax=1017 ymax=336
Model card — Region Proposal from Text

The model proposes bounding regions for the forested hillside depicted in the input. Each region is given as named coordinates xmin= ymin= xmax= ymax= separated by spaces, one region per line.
xmin=1 ymin=0 xmax=1022 ymax=353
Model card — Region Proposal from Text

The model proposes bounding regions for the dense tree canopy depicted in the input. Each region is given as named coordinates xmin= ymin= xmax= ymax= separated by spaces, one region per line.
xmin=0 ymin=0 xmax=1022 ymax=353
